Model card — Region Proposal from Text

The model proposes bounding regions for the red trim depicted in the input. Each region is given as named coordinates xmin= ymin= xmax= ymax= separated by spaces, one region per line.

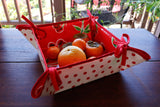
xmin=16 ymin=25 xmax=32 ymax=30
xmin=128 ymin=47 xmax=151 ymax=61
xmin=17 ymin=12 xmax=98 ymax=36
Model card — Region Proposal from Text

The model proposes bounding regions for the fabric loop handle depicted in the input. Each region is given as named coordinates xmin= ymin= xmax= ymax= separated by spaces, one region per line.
xmin=31 ymin=67 xmax=62 ymax=98
xmin=87 ymin=9 xmax=98 ymax=40
xmin=114 ymin=33 xmax=130 ymax=65
xmin=21 ymin=15 xmax=46 ymax=39
xmin=48 ymin=67 xmax=62 ymax=91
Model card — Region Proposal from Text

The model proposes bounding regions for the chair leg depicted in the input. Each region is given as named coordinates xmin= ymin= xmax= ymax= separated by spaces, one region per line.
xmin=131 ymin=20 xmax=135 ymax=28
xmin=120 ymin=23 xmax=123 ymax=28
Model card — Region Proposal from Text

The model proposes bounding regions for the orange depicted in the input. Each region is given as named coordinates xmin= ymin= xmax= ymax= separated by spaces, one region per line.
xmin=85 ymin=40 xmax=104 ymax=57
xmin=58 ymin=46 xmax=86 ymax=67
xmin=46 ymin=46 xmax=60 ymax=60
xmin=72 ymin=38 xmax=86 ymax=51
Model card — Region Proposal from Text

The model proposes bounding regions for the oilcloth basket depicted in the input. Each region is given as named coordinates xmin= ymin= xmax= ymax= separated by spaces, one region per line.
xmin=16 ymin=10 xmax=150 ymax=98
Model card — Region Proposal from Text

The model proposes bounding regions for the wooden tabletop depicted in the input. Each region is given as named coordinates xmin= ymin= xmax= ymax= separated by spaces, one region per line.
xmin=0 ymin=28 xmax=160 ymax=107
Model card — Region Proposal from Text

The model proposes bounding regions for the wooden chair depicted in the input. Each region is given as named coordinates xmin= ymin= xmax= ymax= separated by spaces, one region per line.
xmin=119 ymin=3 xmax=160 ymax=38
xmin=71 ymin=0 xmax=129 ymax=27
xmin=154 ymin=21 xmax=160 ymax=38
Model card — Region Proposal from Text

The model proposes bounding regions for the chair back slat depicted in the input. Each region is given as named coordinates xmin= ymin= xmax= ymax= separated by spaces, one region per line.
xmin=147 ymin=19 xmax=154 ymax=32
xmin=154 ymin=21 xmax=160 ymax=38
xmin=2 ymin=0 xmax=10 ymax=22
xmin=140 ymin=10 xmax=149 ymax=28
xmin=50 ymin=0 xmax=55 ymax=22
xmin=26 ymin=0 xmax=32 ymax=21
xmin=38 ymin=0 xmax=44 ymax=23
xmin=14 ymin=0 xmax=21 ymax=22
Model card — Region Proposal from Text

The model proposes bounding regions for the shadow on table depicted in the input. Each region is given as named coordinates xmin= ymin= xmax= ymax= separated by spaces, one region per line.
xmin=53 ymin=72 xmax=134 ymax=106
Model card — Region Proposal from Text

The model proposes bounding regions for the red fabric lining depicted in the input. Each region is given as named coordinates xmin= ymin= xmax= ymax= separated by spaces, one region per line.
xmin=38 ymin=20 xmax=93 ymax=59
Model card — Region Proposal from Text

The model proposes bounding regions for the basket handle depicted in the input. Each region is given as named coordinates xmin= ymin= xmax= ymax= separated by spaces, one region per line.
xmin=21 ymin=15 xmax=46 ymax=39
xmin=87 ymin=9 xmax=98 ymax=40
xmin=113 ymin=34 xmax=130 ymax=65
xmin=31 ymin=67 xmax=62 ymax=98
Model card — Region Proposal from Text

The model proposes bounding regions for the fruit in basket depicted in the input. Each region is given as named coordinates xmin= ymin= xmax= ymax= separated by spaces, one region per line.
xmin=72 ymin=38 xmax=86 ymax=51
xmin=85 ymin=40 xmax=104 ymax=57
xmin=46 ymin=46 xmax=60 ymax=59
xmin=58 ymin=46 xmax=86 ymax=67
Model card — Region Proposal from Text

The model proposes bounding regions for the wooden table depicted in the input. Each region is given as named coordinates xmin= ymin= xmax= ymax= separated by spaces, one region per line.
xmin=0 ymin=28 xmax=160 ymax=107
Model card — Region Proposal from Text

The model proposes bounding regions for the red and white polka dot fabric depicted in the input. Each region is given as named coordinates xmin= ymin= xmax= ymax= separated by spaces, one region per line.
xmin=40 ymin=50 xmax=147 ymax=96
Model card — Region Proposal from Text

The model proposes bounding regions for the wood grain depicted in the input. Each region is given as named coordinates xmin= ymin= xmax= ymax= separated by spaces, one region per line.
xmin=0 ymin=29 xmax=39 ymax=62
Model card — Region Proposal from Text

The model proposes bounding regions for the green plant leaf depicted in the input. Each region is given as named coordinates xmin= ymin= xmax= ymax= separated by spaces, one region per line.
xmin=96 ymin=24 xmax=98 ymax=30
xmin=84 ymin=30 xmax=90 ymax=33
xmin=81 ymin=20 xmax=84 ymax=33
xmin=61 ymin=24 xmax=65 ymax=28
xmin=100 ymin=20 xmax=104 ymax=23
xmin=146 ymin=2 xmax=155 ymax=12
xmin=111 ymin=37 xmax=117 ymax=48
xmin=155 ymin=7 xmax=160 ymax=17
xmin=73 ymin=25 xmax=81 ymax=31
xmin=84 ymin=24 xmax=90 ymax=31
xmin=98 ymin=10 xmax=101 ymax=14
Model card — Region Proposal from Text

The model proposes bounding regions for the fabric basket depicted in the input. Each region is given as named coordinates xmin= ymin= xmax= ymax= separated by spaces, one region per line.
xmin=16 ymin=10 xmax=150 ymax=98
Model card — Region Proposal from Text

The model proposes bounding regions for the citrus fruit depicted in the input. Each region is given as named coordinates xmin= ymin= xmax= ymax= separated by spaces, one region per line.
xmin=46 ymin=46 xmax=60 ymax=60
xmin=58 ymin=46 xmax=86 ymax=67
xmin=72 ymin=38 xmax=86 ymax=51
xmin=85 ymin=40 xmax=104 ymax=57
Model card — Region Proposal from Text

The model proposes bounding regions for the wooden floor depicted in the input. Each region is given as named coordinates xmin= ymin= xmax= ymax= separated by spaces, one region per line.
xmin=0 ymin=28 xmax=160 ymax=107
